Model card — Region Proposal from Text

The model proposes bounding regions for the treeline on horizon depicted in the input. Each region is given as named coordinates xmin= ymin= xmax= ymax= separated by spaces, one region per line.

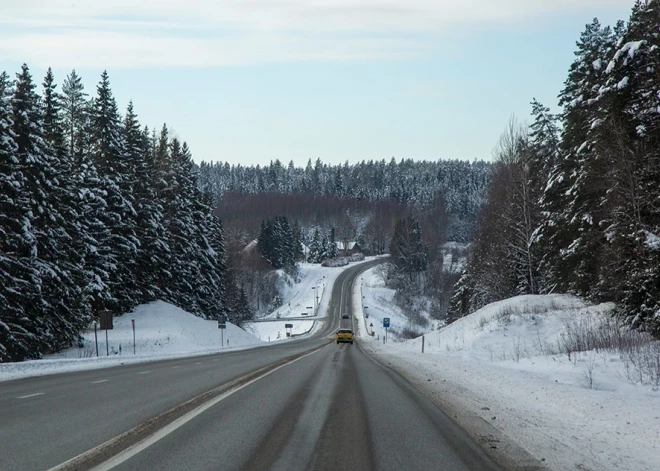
xmin=198 ymin=156 xmax=492 ymax=243
xmin=0 ymin=65 xmax=246 ymax=362
xmin=450 ymin=0 xmax=660 ymax=337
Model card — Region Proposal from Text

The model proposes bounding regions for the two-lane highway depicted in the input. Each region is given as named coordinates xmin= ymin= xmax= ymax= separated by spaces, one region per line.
xmin=1 ymin=258 xmax=502 ymax=470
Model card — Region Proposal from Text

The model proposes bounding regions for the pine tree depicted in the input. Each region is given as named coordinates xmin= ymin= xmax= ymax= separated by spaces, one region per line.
xmin=307 ymin=228 xmax=323 ymax=263
xmin=91 ymin=71 xmax=139 ymax=314
xmin=61 ymin=69 xmax=87 ymax=157
xmin=595 ymin=1 xmax=660 ymax=335
xmin=327 ymin=227 xmax=339 ymax=258
xmin=0 ymin=71 xmax=42 ymax=361
xmin=538 ymin=19 xmax=615 ymax=296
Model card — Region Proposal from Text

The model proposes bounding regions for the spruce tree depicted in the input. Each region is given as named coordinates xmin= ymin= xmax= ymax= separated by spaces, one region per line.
xmin=0 ymin=71 xmax=42 ymax=361
xmin=61 ymin=69 xmax=87 ymax=157
xmin=91 ymin=71 xmax=139 ymax=313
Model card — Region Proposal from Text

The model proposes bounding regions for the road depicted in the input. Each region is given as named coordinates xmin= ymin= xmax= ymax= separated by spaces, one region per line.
xmin=0 ymin=259 xmax=501 ymax=471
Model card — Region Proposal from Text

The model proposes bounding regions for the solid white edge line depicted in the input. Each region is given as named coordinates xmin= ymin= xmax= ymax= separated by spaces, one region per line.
xmin=91 ymin=380 xmax=109 ymax=384
xmin=87 ymin=344 xmax=330 ymax=471
xmin=17 ymin=392 xmax=44 ymax=399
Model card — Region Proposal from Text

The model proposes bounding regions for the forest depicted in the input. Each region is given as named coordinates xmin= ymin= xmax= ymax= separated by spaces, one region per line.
xmin=449 ymin=1 xmax=660 ymax=337
xmin=0 ymin=66 xmax=245 ymax=362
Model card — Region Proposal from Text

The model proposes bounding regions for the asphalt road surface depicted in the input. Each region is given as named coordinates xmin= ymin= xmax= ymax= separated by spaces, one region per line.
xmin=1 ymin=258 xmax=501 ymax=471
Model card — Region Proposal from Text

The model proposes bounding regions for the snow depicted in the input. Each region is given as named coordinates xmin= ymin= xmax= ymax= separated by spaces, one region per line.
xmin=592 ymin=58 xmax=602 ymax=70
xmin=644 ymin=231 xmax=660 ymax=251
xmin=605 ymin=60 xmax=616 ymax=74
xmin=245 ymin=257 xmax=383 ymax=341
xmin=617 ymin=76 xmax=629 ymax=90
xmin=0 ymin=301 xmax=263 ymax=382
xmin=245 ymin=320 xmax=316 ymax=342
xmin=1 ymin=258 xmax=381 ymax=381
xmin=353 ymin=271 xmax=660 ymax=471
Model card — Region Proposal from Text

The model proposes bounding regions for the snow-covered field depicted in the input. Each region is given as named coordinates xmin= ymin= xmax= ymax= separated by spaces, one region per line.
xmin=354 ymin=268 xmax=660 ymax=471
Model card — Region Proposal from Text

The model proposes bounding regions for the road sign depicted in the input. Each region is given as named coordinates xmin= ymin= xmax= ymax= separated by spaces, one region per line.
xmin=383 ymin=318 xmax=390 ymax=328
xmin=99 ymin=310 xmax=113 ymax=330
xmin=306 ymin=306 xmax=313 ymax=309
xmin=285 ymin=323 xmax=293 ymax=328
xmin=301 ymin=312 xmax=308 ymax=316
xmin=218 ymin=315 xmax=226 ymax=329
xmin=370 ymin=323 xmax=373 ymax=327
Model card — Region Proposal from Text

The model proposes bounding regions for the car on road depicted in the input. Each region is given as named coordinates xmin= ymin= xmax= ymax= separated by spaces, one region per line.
xmin=342 ymin=313 xmax=350 ymax=319
xmin=336 ymin=328 xmax=354 ymax=344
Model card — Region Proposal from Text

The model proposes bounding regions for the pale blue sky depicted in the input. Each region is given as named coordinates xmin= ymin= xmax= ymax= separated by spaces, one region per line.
xmin=0 ymin=1 xmax=632 ymax=165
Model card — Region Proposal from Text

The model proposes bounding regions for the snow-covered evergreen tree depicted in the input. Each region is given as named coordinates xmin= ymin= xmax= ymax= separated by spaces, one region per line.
xmin=0 ymin=71 xmax=42 ymax=361
xmin=61 ymin=69 xmax=87 ymax=157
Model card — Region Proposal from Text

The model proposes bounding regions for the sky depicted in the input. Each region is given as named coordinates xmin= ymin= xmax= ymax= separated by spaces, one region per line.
xmin=0 ymin=1 xmax=633 ymax=166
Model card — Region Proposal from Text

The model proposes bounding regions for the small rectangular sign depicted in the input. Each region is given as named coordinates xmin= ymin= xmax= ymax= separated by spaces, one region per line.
xmin=285 ymin=323 xmax=294 ymax=328
xmin=383 ymin=318 xmax=390 ymax=328
xmin=99 ymin=310 xmax=113 ymax=330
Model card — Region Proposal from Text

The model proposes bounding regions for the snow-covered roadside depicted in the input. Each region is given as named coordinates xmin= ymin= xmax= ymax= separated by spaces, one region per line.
xmin=0 ymin=258 xmax=379 ymax=382
xmin=244 ymin=257 xmax=383 ymax=342
xmin=0 ymin=301 xmax=264 ymax=382
xmin=353 ymin=268 xmax=660 ymax=471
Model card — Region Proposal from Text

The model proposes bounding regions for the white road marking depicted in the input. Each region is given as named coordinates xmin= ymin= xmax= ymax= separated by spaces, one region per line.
xmin=195 ymin=362 xmax=202 ymax=365
xmin=91 ymin=380 xmax=109 ymax=384
xmin=18 ymin=393 xmax=44 ymax=399
xmin=83 ymin=345 xmax=331 ymax=471
xmin=171 ymin=366 xmax=180 ymax=369
xmin=137 ymin=371 xmax=151 ymax=375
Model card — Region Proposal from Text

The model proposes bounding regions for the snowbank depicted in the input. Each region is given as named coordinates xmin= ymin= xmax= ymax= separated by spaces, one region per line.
xmin=354 ymin=286 xmax=660 ymax=471
xmin=0 ymin=301 xmax=262 ymax=381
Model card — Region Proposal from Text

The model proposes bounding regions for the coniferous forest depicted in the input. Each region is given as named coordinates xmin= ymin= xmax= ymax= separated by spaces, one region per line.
xmin=0 ymin=65 xmax=233 ymax=362
xmin=449 ymin=2 xmax=660 ymax=337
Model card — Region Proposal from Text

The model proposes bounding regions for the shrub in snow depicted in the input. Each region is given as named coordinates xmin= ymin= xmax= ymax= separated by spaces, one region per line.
xmin=320 ymin=253 xmax=365 ymax=267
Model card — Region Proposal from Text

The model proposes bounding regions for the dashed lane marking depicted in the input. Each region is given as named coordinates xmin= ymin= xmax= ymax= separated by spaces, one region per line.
xmin=137 ymin=371 xmax=151 ymax=375
xmin=18 ymin=393 xmax=44 ymax=399
xmin=91 ymin=380 xmax=109 ymax=384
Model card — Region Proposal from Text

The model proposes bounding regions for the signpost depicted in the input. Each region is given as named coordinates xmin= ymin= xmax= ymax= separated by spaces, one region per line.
xmin=285 ymin=323 xmax=293 ymax=338
xmin=364 ymin=306 xmax=369 ymax=318
xmin=218 ymin=315 xmax=226 ymax=348
xmin=383 ymin=318 xmax=390 ymax=344
xmin=131 ymin=319 xmax=135 ymax=355
xmin=99 ymin=310 xmax=113 ymax=356
xmin=94 ymin=322 xmax=99 ymax=357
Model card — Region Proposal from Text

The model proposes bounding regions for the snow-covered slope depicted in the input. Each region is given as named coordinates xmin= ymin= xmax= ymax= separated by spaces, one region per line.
xmin=0 ymin=301 xmax=262 ymax=381
xmin=244 ymin=257 xmax=383 ymax=342
xmin=355 ymin=288 xmax=660 ymax=471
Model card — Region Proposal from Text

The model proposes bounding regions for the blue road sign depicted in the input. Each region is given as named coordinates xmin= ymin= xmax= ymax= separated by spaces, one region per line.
xmin=383 ymin=318 xmax=390 ymax=328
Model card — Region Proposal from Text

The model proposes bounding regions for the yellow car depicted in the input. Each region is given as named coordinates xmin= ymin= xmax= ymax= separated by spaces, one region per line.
xmin=336 ymin=328 xmax=354 ymax=345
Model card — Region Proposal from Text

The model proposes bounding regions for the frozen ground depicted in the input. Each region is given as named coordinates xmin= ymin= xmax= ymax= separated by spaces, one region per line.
xmin=354 ymin=267 xmax=660 ymax=471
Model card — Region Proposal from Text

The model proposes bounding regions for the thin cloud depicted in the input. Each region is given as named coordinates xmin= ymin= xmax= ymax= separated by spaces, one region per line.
xmin=0 ymin=0 xmax=628 ymax=68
